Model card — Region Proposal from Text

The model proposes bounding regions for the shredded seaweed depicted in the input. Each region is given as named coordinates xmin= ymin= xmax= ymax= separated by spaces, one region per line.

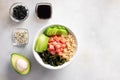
xmin=13 ymin=5 xmax=28 ymax=20
xmin=38 ymin=51 xmax=67 ymax=66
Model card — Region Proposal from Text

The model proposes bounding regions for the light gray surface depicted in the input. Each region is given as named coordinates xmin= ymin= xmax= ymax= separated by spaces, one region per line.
xmin=1 ymin=0 xmax=120 ymax=80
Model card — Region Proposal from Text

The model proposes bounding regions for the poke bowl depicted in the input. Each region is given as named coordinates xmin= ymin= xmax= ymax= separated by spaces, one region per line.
xmin=33 ymin=24 xmax=78 ymax=70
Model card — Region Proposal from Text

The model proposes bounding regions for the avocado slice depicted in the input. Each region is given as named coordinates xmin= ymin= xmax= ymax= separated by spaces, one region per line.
xmin=10 ymin=53 xmax=31 ymax=75
xmin=34 ymin=34 xmax=49 ymax=53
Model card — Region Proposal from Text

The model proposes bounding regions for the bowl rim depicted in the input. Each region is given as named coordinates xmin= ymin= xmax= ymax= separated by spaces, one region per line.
xmin=32 ymin=24 xmax=78 ymax=70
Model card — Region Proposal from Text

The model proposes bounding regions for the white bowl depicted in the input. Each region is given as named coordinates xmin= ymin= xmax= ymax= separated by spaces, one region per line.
xmin=9 ymin=2 xmax=29 ymax=22
xmin=33 ymin=24 xmax=78 ymax=70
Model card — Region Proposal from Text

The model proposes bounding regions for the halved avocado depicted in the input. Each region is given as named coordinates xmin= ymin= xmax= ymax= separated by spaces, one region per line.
xmin=10 ymin=53 xmax=31 ymax=75
xmin=34 ymin=34 xmax=49 ymax=53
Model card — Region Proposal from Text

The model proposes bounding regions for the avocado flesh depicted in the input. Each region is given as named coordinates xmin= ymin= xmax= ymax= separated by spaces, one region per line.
xmin=34 ymin=34 xmax=49 ymax=53
xmin=10 ymin=53 xmax=31 ymax=75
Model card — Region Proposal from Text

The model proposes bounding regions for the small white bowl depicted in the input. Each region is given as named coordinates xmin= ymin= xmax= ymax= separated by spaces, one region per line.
xmin=33 ymin=24 xmax=78 ymax=70
xmin=9 ymin=2 xmax=29 ymax=22
xmin=12 ymin=28 xmax=29 ymax=46
xmin=35 ymin=2 xmax=52 ymax=19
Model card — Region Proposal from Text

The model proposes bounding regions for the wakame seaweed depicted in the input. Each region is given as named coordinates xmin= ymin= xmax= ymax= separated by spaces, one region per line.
xmin=38 ymin=51 xmax=67 ymax=66
xmin=13 ymin=5 xmax=28 ymax=20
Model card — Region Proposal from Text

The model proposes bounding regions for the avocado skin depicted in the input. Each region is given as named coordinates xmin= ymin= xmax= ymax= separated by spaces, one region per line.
xmin=10 ymin=53 xmax=31 ymax=75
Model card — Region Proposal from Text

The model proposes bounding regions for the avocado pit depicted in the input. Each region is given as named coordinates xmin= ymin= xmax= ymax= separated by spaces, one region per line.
xmin=16 ymin=59 xmax=28 ymax=72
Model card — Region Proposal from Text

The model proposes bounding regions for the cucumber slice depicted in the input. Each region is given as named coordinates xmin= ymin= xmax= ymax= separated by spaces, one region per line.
xmin=44 ymin=25 xmax=69 ymax=36
xmin=57 ymin=29 xmax=68 ymax=35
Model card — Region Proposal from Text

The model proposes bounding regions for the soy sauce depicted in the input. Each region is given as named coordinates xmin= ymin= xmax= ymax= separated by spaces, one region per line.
xmin=36 ymin=4 xmax=51 ymax=19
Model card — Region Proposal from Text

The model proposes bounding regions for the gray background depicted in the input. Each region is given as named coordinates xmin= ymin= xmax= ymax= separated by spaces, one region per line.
xmin=1 ymin=0 xmax=120 ymax=80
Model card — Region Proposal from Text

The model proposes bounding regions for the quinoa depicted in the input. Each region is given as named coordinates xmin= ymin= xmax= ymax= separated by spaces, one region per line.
xmin=13 ymin=29 xmax=29 ymax=46
xmin=60 ymin=34 xmax=76 ymax=61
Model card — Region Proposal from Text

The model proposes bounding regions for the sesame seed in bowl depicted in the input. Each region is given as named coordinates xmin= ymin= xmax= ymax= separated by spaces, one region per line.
xmin=12 ymin=28 xmax=29 ymax=46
